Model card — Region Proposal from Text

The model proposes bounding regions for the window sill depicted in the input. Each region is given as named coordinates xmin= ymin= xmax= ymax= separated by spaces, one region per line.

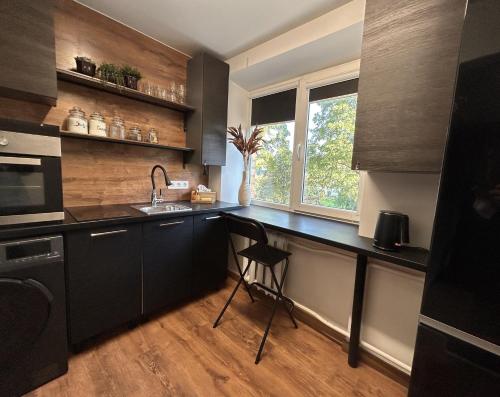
xmin=250 ymin=201 xmax=359 ymax=225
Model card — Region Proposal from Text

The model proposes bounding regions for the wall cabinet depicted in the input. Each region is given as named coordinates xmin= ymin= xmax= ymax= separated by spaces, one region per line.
xmin=352 ymin=0 xmax=467 ymax=172
xmin=186 ymin=53 xmax=229 ymax=166
xmin=192 ymin=214 xmax=229 ymax=295
xmin=142 ymin=217 xmax=193 ymax=315
xmin=0 ymin=0 xmax=57 ymax=105
xmin=66 ymin=225 xmax=142 ymax=344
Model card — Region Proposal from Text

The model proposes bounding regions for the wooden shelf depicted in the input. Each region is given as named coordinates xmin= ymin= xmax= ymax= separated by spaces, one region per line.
xmin=56 ymin=69 xmax=195 ymax=113
xmin=60 ymin=130 xmax=194 ymax=153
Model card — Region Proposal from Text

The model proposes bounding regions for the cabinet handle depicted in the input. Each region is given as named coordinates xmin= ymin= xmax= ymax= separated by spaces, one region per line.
xmin=204 ymin=215 xmax=221 ymax=220
xmin=159 ymin=220 xmax=184 ymax=227
xmin=90 ymin=229 xmax=127 ymax=238
xmin=0 ymin=156 xmax=41 ymax=166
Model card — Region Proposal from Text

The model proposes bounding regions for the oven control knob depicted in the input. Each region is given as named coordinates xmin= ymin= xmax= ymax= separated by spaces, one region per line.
xmin=0 ymin=137 xmax=8 ymax=146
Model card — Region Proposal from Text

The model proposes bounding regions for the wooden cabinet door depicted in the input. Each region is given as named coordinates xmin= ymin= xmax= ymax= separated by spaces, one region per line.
xmin=66 ymin=225 xmax=142 ymax=344
xmin=142 ymin=216 xmax=193 ymax=315
xmin=352 ymin=0 xmax=467 ymax=172
xmin=0 ymin=0 xmax=57 ymax=105
xmin=192 ymin=213 xmax=228 ymax=295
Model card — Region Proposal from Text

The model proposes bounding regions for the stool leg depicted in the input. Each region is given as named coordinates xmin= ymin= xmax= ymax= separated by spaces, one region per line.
xmin=255 ymin=259 xmax=295 ymax=364
xmin=276 ymin=259 xmax=298 ymax=329
xmin=213 ymin=261 xmax=252 ymax=328
xmin=255 ymin=285 xmax=280 ymax=364
xmin=230 ymin=238 xmax=255 ymax=303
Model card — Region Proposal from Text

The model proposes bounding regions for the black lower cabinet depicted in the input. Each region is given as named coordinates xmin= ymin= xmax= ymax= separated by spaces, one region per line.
xmin=143 ymin=216 xmax=193 ymax=315
xmin=66 ymin=225 xmax=142 ymax=344
xmin=192 ymin=213 xmax=228 ymax=295
xmin=409 ymin=324 xmax=500 ymax=397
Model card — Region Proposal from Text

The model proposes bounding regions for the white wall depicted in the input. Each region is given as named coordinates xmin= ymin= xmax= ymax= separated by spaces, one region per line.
xmin=358 ymin=172 xmax=440 ymax=248
xmin=210 ymin=81 xmax=250 ymax=203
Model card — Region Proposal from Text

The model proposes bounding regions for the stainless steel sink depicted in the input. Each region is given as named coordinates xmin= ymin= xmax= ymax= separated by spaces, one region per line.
xmin=131 ymin=203 xmax=192 ymax=215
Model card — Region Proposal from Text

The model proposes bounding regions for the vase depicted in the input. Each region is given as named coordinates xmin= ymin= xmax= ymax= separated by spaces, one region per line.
xmin=238 ymin=168 xmax=251 ymax=206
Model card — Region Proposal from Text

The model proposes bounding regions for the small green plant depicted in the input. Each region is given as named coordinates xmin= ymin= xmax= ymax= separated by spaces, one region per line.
xmin=120 ymin=65 xmax=142 ymax=80
xmin=97 ymin=63 xmax=124 ymax=85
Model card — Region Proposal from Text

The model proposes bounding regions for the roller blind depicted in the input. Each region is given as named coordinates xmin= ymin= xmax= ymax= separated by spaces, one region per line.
xmin=251 ymin=88 xmax=297 ymax=126
xmin=309 ymin=78 xmax=358 ymax=102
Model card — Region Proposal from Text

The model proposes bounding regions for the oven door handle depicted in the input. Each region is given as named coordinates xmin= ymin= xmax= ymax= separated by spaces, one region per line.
xmin=0 ymin=156 xmax=41 ymax=166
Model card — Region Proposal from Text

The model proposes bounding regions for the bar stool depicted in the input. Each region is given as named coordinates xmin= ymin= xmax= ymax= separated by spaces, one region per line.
xmin=213 ymin=212 xmax=298 ymax=364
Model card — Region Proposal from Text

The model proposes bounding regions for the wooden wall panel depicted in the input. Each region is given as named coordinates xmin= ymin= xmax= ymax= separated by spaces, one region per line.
xmin=0 ymin=0 xmax=207 ymax=206
xmin=54 ymin=0 xmax=188 ymax=88
xmin=61 ymin=139 xmax=206 ymax=206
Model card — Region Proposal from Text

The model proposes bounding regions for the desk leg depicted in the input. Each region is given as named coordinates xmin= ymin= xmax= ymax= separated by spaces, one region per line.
xmin=348 ymin=254 xmax=367 ymax=368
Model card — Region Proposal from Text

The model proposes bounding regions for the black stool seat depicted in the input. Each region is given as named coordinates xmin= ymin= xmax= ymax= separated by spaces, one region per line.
xmin=238 ymin=243 xmax=291 ymax=266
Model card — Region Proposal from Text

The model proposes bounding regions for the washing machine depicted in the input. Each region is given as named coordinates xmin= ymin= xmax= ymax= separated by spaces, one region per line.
xmin=0 ymin=235 xmax=68 ymax=396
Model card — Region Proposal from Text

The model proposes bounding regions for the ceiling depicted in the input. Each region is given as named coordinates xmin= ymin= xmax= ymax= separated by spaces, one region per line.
xmin=76 ymin=0 xmax=351 ymax=59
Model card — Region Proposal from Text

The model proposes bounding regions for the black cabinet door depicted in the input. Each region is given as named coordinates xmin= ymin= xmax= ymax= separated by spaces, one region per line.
xmin=66 ymin=225 xmax=142 ymax=344
xmin=409 ymin=324 xmax=500 ymax=396
xmin=142 ymin=216 xmax=193 ymax=315
xmin=186 ymin=53 xmax=229 ymax=166
xmin=192 ymin=213 xmax=228 ymax=295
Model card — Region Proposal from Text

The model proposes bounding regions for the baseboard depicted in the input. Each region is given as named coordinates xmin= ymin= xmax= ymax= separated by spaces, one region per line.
xmin=226 ymin=270 xmax=410 ymax=387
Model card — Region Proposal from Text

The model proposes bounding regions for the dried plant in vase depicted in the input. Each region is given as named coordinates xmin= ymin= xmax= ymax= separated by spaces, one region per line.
xmin=227 ymin=124 xmax=264 ymax=206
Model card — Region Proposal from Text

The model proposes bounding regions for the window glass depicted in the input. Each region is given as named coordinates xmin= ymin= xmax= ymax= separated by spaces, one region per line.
xmin=251 ymin=122 xmax=295 ymax=205
xmin=302 ymin=94 xmax=359 ymax=211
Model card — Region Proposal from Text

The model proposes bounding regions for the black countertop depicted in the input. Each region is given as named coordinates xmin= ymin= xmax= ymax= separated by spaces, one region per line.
xmin=0 ymin=202 xmax=428 ymax=272
xmin=227 ymin=206 xmax=428 ymax=272
xmin=0 ymin=201 xmax=242 ymax=241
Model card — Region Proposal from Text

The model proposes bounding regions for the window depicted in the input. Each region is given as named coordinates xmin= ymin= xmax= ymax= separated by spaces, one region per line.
xmin=251 ymin=122 xmax=295 ymax=205
xmin=250 ymin=89 xmax=297 ymax=207
xmin=302 ymin=93 xmax=359 ymax=211
xmin=249 ymin=74 xmax=360 ymax=221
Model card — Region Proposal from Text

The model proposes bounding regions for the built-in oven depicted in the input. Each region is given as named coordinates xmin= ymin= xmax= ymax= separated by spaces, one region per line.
xmin=0 ymin=118 xmax=63 ymax=226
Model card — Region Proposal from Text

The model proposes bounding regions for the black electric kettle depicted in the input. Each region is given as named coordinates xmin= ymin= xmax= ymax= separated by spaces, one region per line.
xmin=373 ymin=210 xmax=410 ymax=251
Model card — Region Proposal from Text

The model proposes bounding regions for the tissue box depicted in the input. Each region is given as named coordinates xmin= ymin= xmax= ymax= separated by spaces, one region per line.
xmin=191 ymin=191 xmax=217 ymax=204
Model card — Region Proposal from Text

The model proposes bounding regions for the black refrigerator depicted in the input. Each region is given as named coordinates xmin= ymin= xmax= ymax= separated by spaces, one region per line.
xmin=409 ymin=0 xmax=500 ymax=395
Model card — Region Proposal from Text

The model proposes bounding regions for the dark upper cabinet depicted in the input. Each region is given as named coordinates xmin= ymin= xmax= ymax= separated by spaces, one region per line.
xmin=66 ymin=224 xmax=142 ymax=344
xmin=0 ymin=0 xmax=57 ymax=105
xmin=192 ymin=213 xmax=228 ymax=295
xmin=351 ymin=0 xmax=467 ymax=172
xmin=142 ymin=216 xmax=193 ymax=315
xmin=186 ymin=53 xmax=229 ymax=166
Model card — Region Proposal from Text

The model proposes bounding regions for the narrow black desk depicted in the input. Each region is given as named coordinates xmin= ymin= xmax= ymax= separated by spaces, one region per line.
xmin=226 ymin=205 xmax=428 ymax=368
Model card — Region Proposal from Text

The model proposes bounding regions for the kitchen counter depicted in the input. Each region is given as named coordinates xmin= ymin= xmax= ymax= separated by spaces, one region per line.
xmin=227 ymin=206 xmax=428 ymax=272
xmin=0 ymin=201 xmax=242 ymax=241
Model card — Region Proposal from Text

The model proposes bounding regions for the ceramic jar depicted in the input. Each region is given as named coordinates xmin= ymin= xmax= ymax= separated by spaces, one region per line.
xmin=66 ymin=106 xmax=88 ymax=134
xmin=88 ymin=112 xmax=107 ymax=136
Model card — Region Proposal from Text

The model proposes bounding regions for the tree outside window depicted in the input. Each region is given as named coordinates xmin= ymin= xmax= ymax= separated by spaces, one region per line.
xmin=302 ymin=94 xmax=359 ymax=211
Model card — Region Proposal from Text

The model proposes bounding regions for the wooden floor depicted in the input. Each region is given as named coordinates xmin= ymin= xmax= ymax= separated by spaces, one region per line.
xmin=27 ymin=281 xmax=407 ymax=397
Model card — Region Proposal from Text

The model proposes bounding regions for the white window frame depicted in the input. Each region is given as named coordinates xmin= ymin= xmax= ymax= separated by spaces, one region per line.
xmin=248 ymin=63 xmax=363 ymax=223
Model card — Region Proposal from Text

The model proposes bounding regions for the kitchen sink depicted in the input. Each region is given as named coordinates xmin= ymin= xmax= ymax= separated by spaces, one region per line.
xmin=131 ymin=203 xmax=193 ymax=215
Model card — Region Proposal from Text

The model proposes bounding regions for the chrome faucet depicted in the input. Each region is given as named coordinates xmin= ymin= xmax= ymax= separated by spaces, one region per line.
xmin=150 ymin=165 xmax=172 ymax=206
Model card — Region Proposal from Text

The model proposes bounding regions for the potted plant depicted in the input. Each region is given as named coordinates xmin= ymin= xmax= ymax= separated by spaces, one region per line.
xmin=120 ymin=65 xmax=142 ymax=90
xmin=96 ymin=63 xmax=124 ymax=85
xmin=227 ymin=125 xmax=264 ymax=206
xmin=74 ymin=56 xmax=96 ymax=77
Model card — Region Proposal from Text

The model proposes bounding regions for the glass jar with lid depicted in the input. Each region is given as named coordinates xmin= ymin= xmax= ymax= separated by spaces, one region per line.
xmin=128 ymin=125 xmax=142 ymax=142
xmin=66 ymin=106 xmax=88 ymax=134
xmin=88 ymin=112 xmax=107 ymax=137
xmin=109 ymin=116 xmax=125 ymax=139
xmin=145 ymin=128 xmax=158 ymax=144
